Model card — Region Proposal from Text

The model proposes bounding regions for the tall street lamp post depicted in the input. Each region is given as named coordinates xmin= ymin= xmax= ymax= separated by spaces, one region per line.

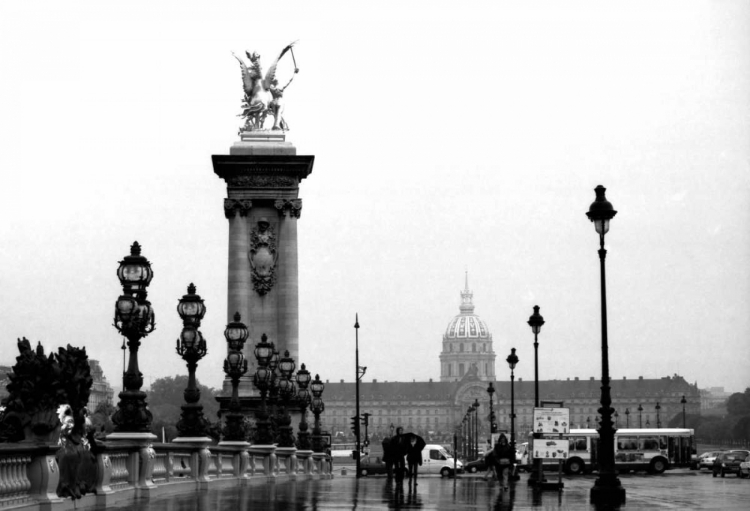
xmin=638 ymin=404 xmax=643 ymax=428
xmin=473 ymin=399 xmax=480 ymax=461
xmin=487 ymin=382 xmax=496 ymax=435
xmin=527 ymin=305 xmax=545 ymax=485
xmin=252 ymin=333 xmax=275 ymax=445
xmin=586 ymin=185 xmax=625 ymax=503
xmin=295 ymin=364 xmax=312 ymax=450
xmin=655 ymin=402 xmax=661 ymax=429
xmin=681 ymin=396 xmax=687 ymax=428
xmin=112 ymin=242 xmax=156 ymax=433
xmin=175 ymin=284 xmax=210 ymax=439
xmin=310 ymin=374 xmax=326 ymax=453
xmin=354 ymin=314 xmax=367 ymax=477
xmin=222 ymin=312 xmax=250 ymax=442
xmin=506 ymin=348 xmax=519 ymax=450
xmin=276 ymin=350 xmax=297 ymax=447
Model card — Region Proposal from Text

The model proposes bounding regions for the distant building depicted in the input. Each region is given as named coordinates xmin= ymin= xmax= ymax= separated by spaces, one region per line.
xmin=0 ymin=360 xmax=113 ymax=410
xmin=699 ymin=386 xmax=731 ymax=411
xmin=319 ymin=276 xmax=701 ymax=441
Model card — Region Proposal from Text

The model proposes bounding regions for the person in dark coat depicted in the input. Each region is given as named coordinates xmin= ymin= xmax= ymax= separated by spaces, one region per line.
xmin=406 ymin=435 xmax=424 ymax=485
xmin=486 ymin=433 xmax=515 ymax=490
xmin=382 ymin=437 xmax=394 ymax=480
xmin=392 ymin=427 xmax=407 ymax=482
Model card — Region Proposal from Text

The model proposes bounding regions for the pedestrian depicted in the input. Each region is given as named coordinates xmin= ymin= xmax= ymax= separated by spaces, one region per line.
xmin=406 ymin=436 xmax=423 ymax=486
xmin=486 ymin=433 xmax=515 ymax=490
xmin=393 ymin=427 xmax=407 ymax=483
xmin=382 ymin=437 xmax=394 ymax=480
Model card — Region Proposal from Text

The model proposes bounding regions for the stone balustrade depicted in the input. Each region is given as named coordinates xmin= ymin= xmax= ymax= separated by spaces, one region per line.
xmin=0 ymin=442 xmax=332 ymax=510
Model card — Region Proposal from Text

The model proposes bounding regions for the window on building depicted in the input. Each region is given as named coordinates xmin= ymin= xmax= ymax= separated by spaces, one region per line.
xmin=459 ymin=363 xmax=465 ymax=376
xmin=472 ymin=343 xmax=476 ymax=352
xmin=460 ymin=344 xmax=464 ymax=352
xmin=449 ymin=344 xmax=453 ymax=352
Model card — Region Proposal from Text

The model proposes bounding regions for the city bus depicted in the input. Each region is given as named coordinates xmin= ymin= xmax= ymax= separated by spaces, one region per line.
xmin=521 ymin=428 xmax=695 ymax=475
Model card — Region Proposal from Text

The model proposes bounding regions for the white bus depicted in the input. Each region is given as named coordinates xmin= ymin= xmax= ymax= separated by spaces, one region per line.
xmin=521 ymin=428 xmax=695 ymax=475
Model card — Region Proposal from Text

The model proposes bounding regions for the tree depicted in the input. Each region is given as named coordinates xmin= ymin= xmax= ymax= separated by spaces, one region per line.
xmin=726 ymin=388 xmax=750 ymax=416
xmin=89 ymin=401 xmax=116 ymax=436
xmin=146 ymin=375 xmax=221 ymax=442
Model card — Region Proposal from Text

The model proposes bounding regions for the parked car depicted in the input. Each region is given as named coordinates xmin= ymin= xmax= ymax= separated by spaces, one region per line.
xmin=697 ymin=451 xmax=723 ymax=470
xmin=712 ymin=450 xmax=750 ymax=478
xmin=464 ymin=458 xmax=488 ymax=473
xmin=358 ymin=456 xmax=389 ymax=477
xmin=739 ymin=459 xmax=750 ymax=479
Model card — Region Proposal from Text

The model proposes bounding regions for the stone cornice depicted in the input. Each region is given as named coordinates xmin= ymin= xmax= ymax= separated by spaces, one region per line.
xmin=212 ymin=155 xmax=314 ymax=189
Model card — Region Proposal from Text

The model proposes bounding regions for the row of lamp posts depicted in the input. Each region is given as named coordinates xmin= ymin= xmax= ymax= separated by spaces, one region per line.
xmin=111 ymin=241 xmax=329 ymax=456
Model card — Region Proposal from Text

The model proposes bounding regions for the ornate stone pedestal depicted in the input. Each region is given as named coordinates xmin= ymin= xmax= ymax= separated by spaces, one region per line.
xmin=217 ymin=441 xmax=251 ymax=482
xmin=105 ymin=432 xmax=158 ymax=496
xmin=171 ymin=436 xmax=213 ymax=488
xmin=247 ymin=445 xmax=277 ymax=481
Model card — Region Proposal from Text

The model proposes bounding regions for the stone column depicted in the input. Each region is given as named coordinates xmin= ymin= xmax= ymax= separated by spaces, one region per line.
xmin=213 ymin=133 xmax=313 ymax=398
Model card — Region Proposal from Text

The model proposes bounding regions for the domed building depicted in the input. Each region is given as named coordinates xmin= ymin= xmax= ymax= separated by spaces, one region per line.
xmin=440 ymin=273 xmax=496 ymax=381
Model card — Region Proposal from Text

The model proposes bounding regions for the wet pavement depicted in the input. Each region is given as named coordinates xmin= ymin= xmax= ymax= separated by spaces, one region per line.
xmin=108 ymin=469 xmax=749 ymax=510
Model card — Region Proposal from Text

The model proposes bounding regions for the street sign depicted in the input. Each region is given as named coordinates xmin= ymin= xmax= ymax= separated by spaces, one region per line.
xmin=532 ymin=438 xmax=570 ymax=460
xmin=532 ymin=407 xmax=570 ymax=434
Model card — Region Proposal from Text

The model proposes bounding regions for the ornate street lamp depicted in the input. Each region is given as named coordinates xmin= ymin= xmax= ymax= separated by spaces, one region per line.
xmin=296 ymin=363 xmax=312 ymax=450
xmin=638 ymin=404 xmax=643 ymax=428
xmin=112 ymin=242 xmax=156 ymax=433
xmin=527 ymin=305 xmax=545 ymax=485
xmin=681 ymin=396 xmax=687 ymax=428
xmin=310 ymin=374 xmax=326 ymax=452
xmin=252 ymin=333 xmax=275 ymax=445
xmin=586 ymin=185 xmax=625 ymax=502
xmin=487 ymin=382 xmax=496 ymax=435
xmin=175 ymin=284 xmax=210 ymax=438
xmin=625 ymin=408 xmax=630 ymax=428
xmin=614 ymin=410 xmax=619 ymax=428
xmin=473 ymin=399 xmax=480 ymax=461
xmin=222 ymin=312 xmax=249 ymax=441
xmin=655 ymin=402 xmax=661 ymax=429
xmin=507 ymin=348 xmax=519 ymax=450
xmin=275 ymin=350 xmax=297 ymax=447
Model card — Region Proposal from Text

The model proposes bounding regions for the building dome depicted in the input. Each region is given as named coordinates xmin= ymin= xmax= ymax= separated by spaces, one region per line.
xmin=440 ymin=272 xmax=496 ymax=382
xmin=444 ymin=275 xmax=490 ymax=339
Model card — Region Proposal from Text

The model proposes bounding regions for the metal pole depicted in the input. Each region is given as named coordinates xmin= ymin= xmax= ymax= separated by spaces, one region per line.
xmin=355 ymin=314 xmax=361 ymax=478
xmin=510 ymin=368 xmax=516 ymax=449
xmin=590 ymin=228 xmax=624 ymax=501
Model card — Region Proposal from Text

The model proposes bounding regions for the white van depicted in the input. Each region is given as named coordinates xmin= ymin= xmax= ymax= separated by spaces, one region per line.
xmin=418 ymin=444 xmax=463 ymax=477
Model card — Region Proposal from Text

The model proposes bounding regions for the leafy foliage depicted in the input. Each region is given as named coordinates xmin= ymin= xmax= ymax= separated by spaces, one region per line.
xmin=146 ymin=375 xmax=221 ymax=442
xmin=726 ymin=389 xmax=750 ymax=416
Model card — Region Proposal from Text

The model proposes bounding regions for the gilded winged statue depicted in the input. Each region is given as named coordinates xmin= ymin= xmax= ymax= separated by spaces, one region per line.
xmin=233 ymin=41 xmax=298 ymax=132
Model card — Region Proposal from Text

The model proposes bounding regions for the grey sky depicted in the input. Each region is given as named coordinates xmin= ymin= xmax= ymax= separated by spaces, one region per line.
xmin=1 ymin=1 xmax=748 ymax=394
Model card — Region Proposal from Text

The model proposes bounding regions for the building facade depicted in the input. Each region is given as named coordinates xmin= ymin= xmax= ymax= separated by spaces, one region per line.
xmin=318 ymin=276 xmax=701 ymax=443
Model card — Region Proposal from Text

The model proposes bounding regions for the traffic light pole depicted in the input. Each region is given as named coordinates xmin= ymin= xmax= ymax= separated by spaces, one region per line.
xmin=354 ymin=314 xmax=366 ymax=478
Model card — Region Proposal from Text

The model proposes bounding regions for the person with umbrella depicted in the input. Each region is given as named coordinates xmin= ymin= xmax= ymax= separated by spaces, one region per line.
xmin=382 ymin=436 xmax=395 ymax=480
xmin=405 ymin=432 xmax=426 ymax=486
xmin=486 ymin=433 xmax=515 ymax=491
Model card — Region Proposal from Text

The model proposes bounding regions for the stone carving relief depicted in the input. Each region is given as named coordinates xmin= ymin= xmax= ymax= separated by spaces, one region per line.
xmin=275 ymin=199 xmax=302 ymax=218
xmin=224 ymin=199 xmax=253 ymax=218
xmin=248 ymin=218 xmax=278 ymax=296
xmin=227 ymin=175 xmax=296 ymax=188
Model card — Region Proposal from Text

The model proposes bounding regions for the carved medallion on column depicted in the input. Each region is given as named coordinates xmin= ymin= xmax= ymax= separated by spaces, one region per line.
xmin=248 ymin=217 xmax=278 ymax=296
xmin=274 ymin=199 xmax=303 ymax=218
xmin=224 ymin=199 xmax=253 ymax=218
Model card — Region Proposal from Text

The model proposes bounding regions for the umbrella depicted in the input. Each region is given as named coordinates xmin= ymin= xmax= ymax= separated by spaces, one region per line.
xmin=402 ymin=432 xmax=426 ymax=454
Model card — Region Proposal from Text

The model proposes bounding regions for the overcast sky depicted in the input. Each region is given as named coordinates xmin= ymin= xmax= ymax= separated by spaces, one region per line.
xmin=1 ymin=1 xmax=748 ymax=396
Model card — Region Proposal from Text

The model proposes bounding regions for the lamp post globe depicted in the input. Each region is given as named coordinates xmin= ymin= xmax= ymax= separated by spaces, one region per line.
xmin=221 ymin=313 xmax=249 ymax=442
xmin=586 ymin=185 xmax=624 ymax=503
xmin=111 ymin=242 xmax=156 ymax=434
